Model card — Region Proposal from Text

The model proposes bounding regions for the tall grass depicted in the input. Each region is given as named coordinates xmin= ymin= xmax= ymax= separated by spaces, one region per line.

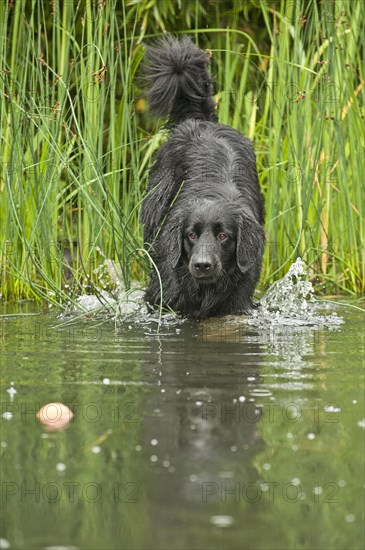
xmin=210 ymin=0 xmax=364 ymax=294
xmin=0 ymin=0 xmax=364 ymax=304
xmin=0 ymin=0 xmax=151 ymax=306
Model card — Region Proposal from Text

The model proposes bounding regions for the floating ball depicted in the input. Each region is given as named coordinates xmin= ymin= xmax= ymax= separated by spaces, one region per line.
xmin=36 ymin=402 xmax=73 ymax=430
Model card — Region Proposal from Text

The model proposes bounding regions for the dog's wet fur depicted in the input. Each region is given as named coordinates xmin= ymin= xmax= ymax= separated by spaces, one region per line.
xmin=141 ymin=36 xmax=265 ymax=318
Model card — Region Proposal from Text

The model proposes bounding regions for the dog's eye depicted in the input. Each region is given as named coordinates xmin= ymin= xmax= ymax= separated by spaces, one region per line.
xmin=218 ymin=233 xmax=228 ymax=241
xmin=188 ymin=232 xmax=198 ymax=241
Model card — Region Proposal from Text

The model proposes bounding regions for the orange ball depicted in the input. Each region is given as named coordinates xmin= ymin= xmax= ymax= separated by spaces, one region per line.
xmin=36 ymin=402 xmax=73 ymax=431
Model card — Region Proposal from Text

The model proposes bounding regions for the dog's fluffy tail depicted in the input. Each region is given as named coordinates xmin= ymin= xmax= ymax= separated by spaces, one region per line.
xmin=144 ymin=35 xmax=217 ymax=125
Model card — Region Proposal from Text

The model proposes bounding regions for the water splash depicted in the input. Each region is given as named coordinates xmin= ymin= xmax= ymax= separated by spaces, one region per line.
xmin=248 ymin=258 xmax=343 ymax=329
xmin=65 ymin=259 xmax=178 ymax=327
xmin=66 ymin=257 xmax=343 ymax=329
xmin=260 ymin=258 xmax=314 ymax=316
xmin=75 ymin=284 xmax=147 ymax=317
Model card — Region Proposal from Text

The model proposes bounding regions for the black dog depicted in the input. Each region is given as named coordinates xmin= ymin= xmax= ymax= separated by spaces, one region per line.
xmin=141 ymin=35 xmax=265 ymax=318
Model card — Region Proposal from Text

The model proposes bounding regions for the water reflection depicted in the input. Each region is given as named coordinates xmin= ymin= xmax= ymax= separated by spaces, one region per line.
xmin=1 ymin=305 xmax=364 ymax=549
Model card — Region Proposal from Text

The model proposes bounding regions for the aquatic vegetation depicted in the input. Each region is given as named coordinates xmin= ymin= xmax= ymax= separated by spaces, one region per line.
xmin=0 ymin=0 xmax=363 ymax=303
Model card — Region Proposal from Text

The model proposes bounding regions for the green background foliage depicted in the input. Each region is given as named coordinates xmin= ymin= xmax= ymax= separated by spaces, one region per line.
xmin=1 ymin=0 xmax=364 ymax=305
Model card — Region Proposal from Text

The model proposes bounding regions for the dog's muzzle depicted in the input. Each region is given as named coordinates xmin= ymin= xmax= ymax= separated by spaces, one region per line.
xmin=189 ymin=254 xmax=221 ymax=281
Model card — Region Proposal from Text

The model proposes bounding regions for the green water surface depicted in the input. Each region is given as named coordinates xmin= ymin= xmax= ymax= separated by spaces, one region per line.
xmin=1 ymin=302 xmax=364 ymax=550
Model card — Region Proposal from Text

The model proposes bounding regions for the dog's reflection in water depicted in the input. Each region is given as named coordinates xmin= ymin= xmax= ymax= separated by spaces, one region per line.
xmin=140 ymin=320 xmax=264 ymax=521
xmin=197 ymin=316 xmax=251 ymax=343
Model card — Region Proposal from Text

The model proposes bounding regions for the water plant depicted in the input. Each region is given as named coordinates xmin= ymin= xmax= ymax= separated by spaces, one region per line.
xmin=0 ymin=0 xmax=363 ymax=305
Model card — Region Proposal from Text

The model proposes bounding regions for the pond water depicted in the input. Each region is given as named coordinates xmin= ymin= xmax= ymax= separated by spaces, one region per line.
xmin=1 ymin=288 xmax=364 ymax=549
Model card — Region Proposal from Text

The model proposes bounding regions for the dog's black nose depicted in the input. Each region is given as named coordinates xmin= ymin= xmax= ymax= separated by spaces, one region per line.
xmin=194 ymin=261 xmax=212 ymax=273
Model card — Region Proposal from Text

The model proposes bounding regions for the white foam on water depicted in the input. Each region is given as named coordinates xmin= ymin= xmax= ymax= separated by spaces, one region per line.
xmin=62 ymin=260 xmax=148 ymax=323
xmin=248 ymin=258 xmax=344 ymax=330
xmin=65 ymin=257 xmax=343 ymax=330
xmin=75 ymin=285 xmax=147 ymax=317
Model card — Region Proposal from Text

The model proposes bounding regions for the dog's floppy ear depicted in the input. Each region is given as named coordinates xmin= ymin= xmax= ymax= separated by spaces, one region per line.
xmin=236 ymin=214 xmax=265 ymax=274
xmin=165 ymin=214 xmax=183 ymax=269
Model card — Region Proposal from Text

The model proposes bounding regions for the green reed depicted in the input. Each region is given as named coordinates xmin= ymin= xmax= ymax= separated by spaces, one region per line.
xmin=0 ymin=0 xmax=363 ymax=304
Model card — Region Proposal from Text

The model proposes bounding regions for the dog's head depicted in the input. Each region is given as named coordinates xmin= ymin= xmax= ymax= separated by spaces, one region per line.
xmin=166 ymin=199 xmax=264 ymax=282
